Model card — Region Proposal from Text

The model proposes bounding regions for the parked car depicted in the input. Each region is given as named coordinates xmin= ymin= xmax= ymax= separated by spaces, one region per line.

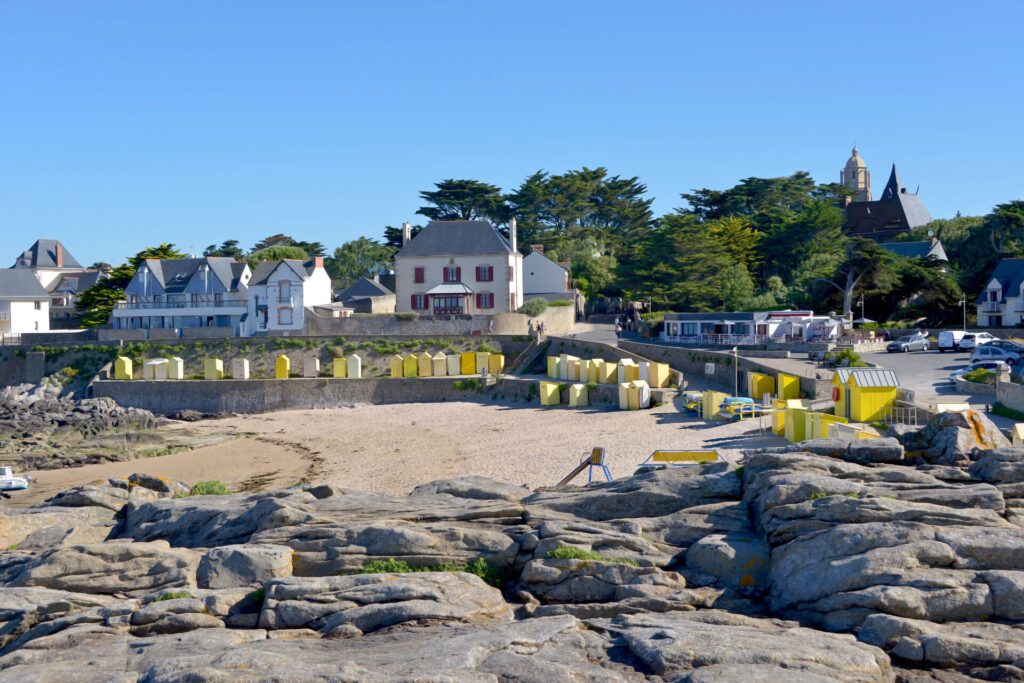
xmin=987 ymin=339 xmax=1024 ymax=352
xmin=886 ymin=333 xmax=929 ymax=353
xmin=937 ymin=330 xmax=967 ymax=352
xmin=970 ymin=344 xmax=1020 ymax=366
xmin=949 ymin=360 xmax=1009 ymax=382
xmin=959 ymin=332 xmax=997 ymax=350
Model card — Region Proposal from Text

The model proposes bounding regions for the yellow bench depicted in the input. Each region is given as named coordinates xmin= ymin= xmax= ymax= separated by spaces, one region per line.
xmin=644 ymin=450 xmax=720 ymax=465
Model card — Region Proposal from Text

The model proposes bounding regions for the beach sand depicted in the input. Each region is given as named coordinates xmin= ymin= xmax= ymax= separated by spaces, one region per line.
xmin=13 ymin=399 xmax=785 ymax=504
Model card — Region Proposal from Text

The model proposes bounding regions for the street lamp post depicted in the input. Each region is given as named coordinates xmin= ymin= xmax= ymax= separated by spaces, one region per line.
xmin=959 ymin=295 xmax=966 ymax=332
xmin=857 ymin=294 xmax=865 ymax=323
xmin=732 ymin=346 xmax=739 ymax=397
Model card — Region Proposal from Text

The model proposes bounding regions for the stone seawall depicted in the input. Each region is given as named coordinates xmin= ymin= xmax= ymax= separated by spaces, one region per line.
xmin=92 ymin=377 xmax=538 ymax=414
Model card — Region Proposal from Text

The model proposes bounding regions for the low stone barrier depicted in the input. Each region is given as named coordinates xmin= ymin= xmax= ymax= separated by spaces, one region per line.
xmin=92 ymin=377 xmax=537 ymax=415
xmin=954 ymin=376 xmax=996 ymax=396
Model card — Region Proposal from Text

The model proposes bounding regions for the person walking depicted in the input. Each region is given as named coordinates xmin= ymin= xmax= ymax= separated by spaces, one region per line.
xmin=615 ymin=321 xmax=622 ymax=339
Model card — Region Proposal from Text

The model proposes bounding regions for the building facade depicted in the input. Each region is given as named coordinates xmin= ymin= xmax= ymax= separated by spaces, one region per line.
xmin=661 ymin=310 xmax=843 ymax=342
xmin=246 ymin=258 xmax=332 ymax=334
xmin=976 ymin=258 xmax=1024 ymax=327
xmin=394 ymin=220 xmax=524 ymax=315
xmin=523 ymin=247 xmax=571 ymax=295
xmin=112 ymin=257 xmax=251 ymax=333
xmin=0 ymin=270 xmax=50 ymax=335
xmin=844 ymin=162 xmax=932 ymax=240
xmin=11 ymin=239 xmax=105 ymax=326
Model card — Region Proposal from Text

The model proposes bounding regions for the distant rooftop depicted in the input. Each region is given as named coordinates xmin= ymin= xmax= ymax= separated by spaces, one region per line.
xmin=12 ymin=239 xmax=83 ymax=270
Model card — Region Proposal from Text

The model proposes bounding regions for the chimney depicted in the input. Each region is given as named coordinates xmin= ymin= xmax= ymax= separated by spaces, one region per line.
xmin=55 ymin=242 xmax=63 ymax=268
xmin=530 ymin=244 xmax=544 ymax=254
xmin=313 ymin=256 xmax=324 ymax=269
xmin=510 ymin=217 xmax=518 ymax=254
xmin=402 ymin=222 xmax=411 ymax=244
xmin=373 ymin=272 xmax=380 ymax=283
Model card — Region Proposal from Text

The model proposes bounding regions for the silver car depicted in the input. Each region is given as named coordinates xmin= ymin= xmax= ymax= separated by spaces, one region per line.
xmin=886 ymin=333 xmax=929 ymax=353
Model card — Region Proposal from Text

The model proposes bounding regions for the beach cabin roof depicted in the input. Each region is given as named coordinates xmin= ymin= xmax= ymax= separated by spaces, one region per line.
xmin=834 ymin=367 xmax=899 ymax=387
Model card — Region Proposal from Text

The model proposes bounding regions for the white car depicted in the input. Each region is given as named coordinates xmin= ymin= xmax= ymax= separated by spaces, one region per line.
xmin=970 ymin=345 xmax=1020 ymax=366
xmin=959 ymin=333 xmax=997 ymax=350
xmin=950 ymin=360 xmax=1009 ymax=382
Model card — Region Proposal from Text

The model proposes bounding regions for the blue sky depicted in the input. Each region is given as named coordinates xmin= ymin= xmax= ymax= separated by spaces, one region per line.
xmin=2 ymin=1 xmax=1021 ymax=266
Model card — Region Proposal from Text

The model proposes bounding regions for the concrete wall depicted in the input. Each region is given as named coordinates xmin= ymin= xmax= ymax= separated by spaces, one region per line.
xmin=996 ymin=379 xmax=1024 ymax=411
xmin=619 ymin=339 xmax=832 ymax=399
xmin=92 ymin=376 xmax=537 ymax=414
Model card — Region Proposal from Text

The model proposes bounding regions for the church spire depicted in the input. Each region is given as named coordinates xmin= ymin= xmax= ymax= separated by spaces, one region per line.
xmin=880 ymin=163 xmax=903 ymax=200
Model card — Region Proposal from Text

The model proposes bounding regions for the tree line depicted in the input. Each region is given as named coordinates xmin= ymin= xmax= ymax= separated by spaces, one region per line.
xmin=76 ymin=167 xmax=1024 ymax=327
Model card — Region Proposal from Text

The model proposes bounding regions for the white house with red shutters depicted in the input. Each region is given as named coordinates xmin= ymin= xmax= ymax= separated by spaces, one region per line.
xmin=394 ymin=220 xmax=524 ymax=315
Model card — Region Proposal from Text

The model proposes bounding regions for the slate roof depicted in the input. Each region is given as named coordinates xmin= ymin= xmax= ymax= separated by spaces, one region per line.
xmin=880 ymin=240 xmax=948 ymax=262
xmin=975 ymin=258 xmax=1024 ymax=305
xmin=337 ymin=277 xmax=394 ymax=304
xmin=0 ymin=269 xmax=50 ymax=300
xmin=140 ymin=257 xmax=242 ymax=294
xmin=12 ymin=240 xmax=83 ymax=269
xmin=845 ymin=165 xmax=932 ymax=238
xmin=834 ymin=367 xmax=900 ymax=387
xmin=48 ymin=270 xmax=105 ymax=294
xmin=395 ymin=221 xmax=515 ymax=258
xmin=249 ymin=259 xmax=318 ymax=286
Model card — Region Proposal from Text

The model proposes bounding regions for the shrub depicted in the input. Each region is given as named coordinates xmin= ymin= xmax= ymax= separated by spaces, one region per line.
xmin=355 ymin=557 xmax=501 ymax=586
xmin=187 ymin=480 xmax=230 ymax=496
xmin=823 ymin=348 xmax=866 ymax=367
xmin=453 ymin=379 xmax=483 ymax=392
xmin=993 ymin=402 xmax=1024 ymax=421
xmin=518 ymin=298 xmax=548 ymax=316
xmin=961 ymin=368 xmax=995 ymax=385
xmin=245 ymin=588 xmax=265 ymax=606
xmin=154 ymin=590 xmax=192 ymax=601
xmin=546 ymin=546 xmax=602 ymax=561
xmin=548 ymin=299 xmax=573 ymax=307
xmin=478 ymin=341 xmax=498 ymax=353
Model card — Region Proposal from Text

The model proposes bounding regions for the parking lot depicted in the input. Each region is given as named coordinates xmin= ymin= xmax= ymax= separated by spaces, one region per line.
xmin=862 ymin=348 xmax=989 ymax=404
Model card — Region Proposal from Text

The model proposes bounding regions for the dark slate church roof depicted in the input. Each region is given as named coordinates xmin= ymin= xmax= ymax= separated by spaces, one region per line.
xmin=12 ymin=240 xmax=83 ymax=269
xmin=975 ymin=258 xmax=1024 ymax=305
xmin=395 ymin=221 xmax=515 ymax=258
xmin=845 ymin=165 xmax=932 ymax=239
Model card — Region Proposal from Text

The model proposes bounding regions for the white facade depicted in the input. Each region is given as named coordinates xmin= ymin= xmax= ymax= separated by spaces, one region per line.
xmin=977 ymin=276 xmax=1024 ymax=327
xmin=246 ymin=260 xmax=332 ymax=334
xmin=0 ymin=300 xmax=50 ymax=334
xmin=523 ymin=250 xmax=570 ymax=295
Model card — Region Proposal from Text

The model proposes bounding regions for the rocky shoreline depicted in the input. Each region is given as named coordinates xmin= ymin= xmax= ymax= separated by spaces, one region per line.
xmin=0 ymin=410 xmax=1022 ymax=681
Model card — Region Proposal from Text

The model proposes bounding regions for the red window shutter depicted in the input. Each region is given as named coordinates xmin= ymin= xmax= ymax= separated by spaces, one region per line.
xmin=475 ymin=293 xmax=482 ymax=308
xmin=442 ymin=267 xmax=447 ymax=281
xmin=475 ymin=266 xmax=481 ymax=282
xmin=508 ymin=266 xmax=513 ymax=282
xmin=410 ymin=295 xmax=417 ymax=310
xmin=414 ymin=267 xmax=424 ymax=284
xmin=456 ymin=267 xmax=462 ymax=282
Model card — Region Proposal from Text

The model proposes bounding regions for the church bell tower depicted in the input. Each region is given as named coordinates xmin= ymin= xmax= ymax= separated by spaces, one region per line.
xmin=840 ymin=146 xmax=871 ymax=202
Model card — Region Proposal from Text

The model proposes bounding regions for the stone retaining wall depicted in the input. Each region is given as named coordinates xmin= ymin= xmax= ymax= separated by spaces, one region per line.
xmin=954 ymin=376 xmax=996 ymax=396
xmin=92 ymin=376 xmax=538 ymax=415
xmin=996 ymin=378 xmax=1024 ymax=412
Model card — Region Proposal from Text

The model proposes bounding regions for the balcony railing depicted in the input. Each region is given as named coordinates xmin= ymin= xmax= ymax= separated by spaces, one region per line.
xmin=114 ymin=298 xmax=246 ymax=311
xmin=1013 ymin=302 xmax=1024 ymax=313
xmin=982 ymin=301 xmax=1002 ymax=313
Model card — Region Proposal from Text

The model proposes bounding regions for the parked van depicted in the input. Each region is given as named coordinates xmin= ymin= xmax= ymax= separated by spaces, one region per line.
xmin=937 ymin=330 xmax=967 ymax=352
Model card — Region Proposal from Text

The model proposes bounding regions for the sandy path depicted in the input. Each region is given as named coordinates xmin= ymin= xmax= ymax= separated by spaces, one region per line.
xmin=13 ymin=439 xmax=308 ymax=507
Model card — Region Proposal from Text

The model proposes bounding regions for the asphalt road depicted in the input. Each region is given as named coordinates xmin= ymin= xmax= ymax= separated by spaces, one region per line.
xmin=862 ymin=348 xmax=981 ymax=403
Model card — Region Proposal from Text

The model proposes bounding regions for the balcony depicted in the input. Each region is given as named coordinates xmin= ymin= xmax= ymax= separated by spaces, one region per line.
xmin=982 ymin=301 xmax=1002 ymax=313
xmin=1014 ymin=302 xmax=1024 ymax=313
xmin=112 ymin=296 xmax=248 ymax=317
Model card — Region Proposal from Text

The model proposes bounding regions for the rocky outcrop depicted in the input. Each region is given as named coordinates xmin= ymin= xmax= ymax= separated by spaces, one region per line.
xmin=3 ymin=441 xmax=1024 ymax=679
xmin=898 ymin=409 xmax=1010 ymax=466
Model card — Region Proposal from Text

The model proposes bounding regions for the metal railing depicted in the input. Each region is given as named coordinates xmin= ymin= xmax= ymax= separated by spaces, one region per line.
xmin=982 ymin=301 xmax=1001 ymax=313
xmin=114 ymin=298 xmax=246 ymax=310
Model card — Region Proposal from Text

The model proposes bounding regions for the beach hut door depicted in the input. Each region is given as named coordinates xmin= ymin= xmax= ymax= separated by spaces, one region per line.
xmin=845 ymin=386 xmax=852 ymax=419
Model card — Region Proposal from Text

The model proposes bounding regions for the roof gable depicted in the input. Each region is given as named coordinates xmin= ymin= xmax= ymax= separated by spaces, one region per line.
xmin=337 ymin=277 xmax=394 ymax=302
xmin=249 ymin=259 xmax=315 ymax=286
xmin=395 ymin=221 xmax=515 ymax=258
xmin=977 ymin=259 xmax=1024 ymax=304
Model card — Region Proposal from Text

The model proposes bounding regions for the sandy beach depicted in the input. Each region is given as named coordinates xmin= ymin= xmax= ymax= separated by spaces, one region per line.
xmin=12 ymin=399 xmax=785 ymax=505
